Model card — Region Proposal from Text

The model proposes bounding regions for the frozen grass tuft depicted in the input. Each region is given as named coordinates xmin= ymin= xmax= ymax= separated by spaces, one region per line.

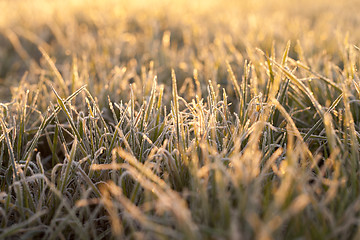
xmin=1 ymin=0 xmax=360 ymax=239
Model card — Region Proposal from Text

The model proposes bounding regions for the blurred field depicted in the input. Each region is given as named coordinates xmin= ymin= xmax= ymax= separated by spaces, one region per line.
xmin=0 ymin=0 xmax=360 ymax=239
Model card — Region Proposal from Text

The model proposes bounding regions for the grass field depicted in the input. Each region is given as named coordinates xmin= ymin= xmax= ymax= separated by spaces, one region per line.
xmin=1 ymin=0 xmax=360 ymax=239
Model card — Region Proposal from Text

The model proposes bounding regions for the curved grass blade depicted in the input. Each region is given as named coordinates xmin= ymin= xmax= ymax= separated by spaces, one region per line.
xmin=0 ymin=119 xmax=18 ymax=180
xmin=38 ymin=46 xmax=68 ymax=96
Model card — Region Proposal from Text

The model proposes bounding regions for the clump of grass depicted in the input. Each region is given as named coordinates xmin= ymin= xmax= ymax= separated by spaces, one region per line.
xmin=1 ymin=0 xmax=360 ymax=239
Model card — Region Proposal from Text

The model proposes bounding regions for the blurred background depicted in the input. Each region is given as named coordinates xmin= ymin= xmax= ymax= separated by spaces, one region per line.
xmin=0 ymin=0 xmax=359 ymax=101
